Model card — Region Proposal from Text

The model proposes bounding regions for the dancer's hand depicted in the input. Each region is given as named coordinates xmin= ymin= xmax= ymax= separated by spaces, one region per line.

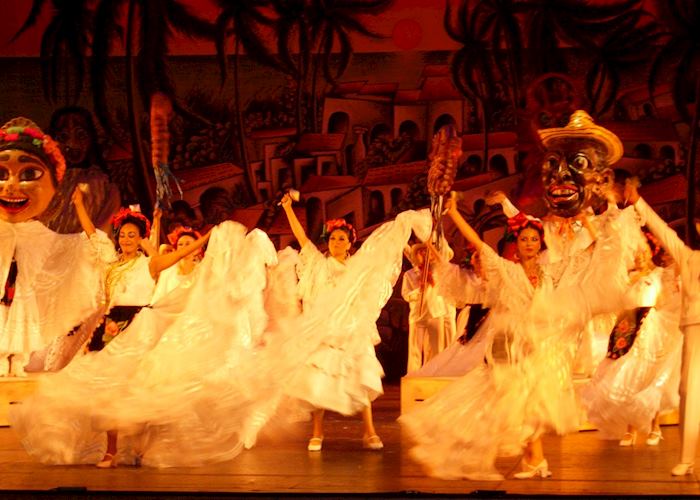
xmin=153 ymin=206 xmax=163 ymax=221
xmin=71 ymin=185 xmax=86 ymax=207
xmin=280 ymin=193 xmax=293 ymax=209
xmin=484 ymin=190 xmax=506 ymax=206
xmin=443 ymin=191 xmax=459 ymax=217
xmin=623 ymin=178 xmax=641 ymax=205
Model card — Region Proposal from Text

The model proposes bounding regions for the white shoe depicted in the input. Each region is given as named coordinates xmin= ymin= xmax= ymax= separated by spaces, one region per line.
xmin=646 ymin=430 xmax=662 ymax=446
xmin=362 ymin=434 xmax=384 ymax=450
xmin=671 ymin=463 xmax=694 ymax=476
xmin=513 ymin=459 xmax=552 ymax=479
xmin=307 ymin=437 xmax=323 ymax=452
xmin=619 ymin=431 xmax=637 ymax=446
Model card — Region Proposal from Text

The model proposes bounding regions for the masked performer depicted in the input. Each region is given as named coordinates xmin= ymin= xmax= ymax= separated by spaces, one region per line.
xmin=625 ymin=181 xmax=700 ymax=476
xmin=0 ymin=117 xmax=115 ymax=376
xmin=580 ymin=235 xmax=682 ymax=447
xmin=39 ymin=106 xmax=120 ymax=234
xmin=400 ymin=110 xmax=635 ymax=480
xmin=280 ymin=193 xmax=430 ymax=452
xmin=402 ymin=243 xmax=457 ymax=372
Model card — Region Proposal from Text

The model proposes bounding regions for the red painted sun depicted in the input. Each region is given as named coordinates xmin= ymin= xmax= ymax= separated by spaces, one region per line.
xmin=392 ymin=18 xmax=423 ymax=51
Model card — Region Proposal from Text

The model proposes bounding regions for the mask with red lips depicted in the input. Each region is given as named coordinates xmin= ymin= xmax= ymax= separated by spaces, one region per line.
xmin=0 ymin=118 xmax=65 ymax=224
xmin=540 ymin=140 xmax=612 ymax=218
xmin=538 ymin=111 xmax=621 ymax=218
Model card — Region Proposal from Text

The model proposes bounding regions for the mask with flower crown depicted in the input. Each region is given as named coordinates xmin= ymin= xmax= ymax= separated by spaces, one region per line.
xmin=0 ymin=118 xmax=66 ymax=223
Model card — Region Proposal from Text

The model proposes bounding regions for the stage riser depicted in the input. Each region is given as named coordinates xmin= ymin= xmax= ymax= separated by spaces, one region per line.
xmin=400 ymin=376 xmax=678 ymax=430
xmin=0 ymin=377 xmax=38 ymax=426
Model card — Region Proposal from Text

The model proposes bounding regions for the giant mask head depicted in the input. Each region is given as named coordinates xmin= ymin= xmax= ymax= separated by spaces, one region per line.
xmin=49 ymin=107 xmax=98 ymax=168
xmin=0 ymin=118 xmax=66 ymax=223
xmin=538 ymin=110 xmax=623 ymax=218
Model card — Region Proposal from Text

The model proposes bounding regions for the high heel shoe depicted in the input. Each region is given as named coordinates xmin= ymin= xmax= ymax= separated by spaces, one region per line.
xmin=513 ymin=459 xmax=552 ymax=479
xmin=671 ymin=463 xmax=694 ymax=476
xmin=362 ymin=434 xmax=384 ymax=450
xmin=307 ymin=437 xmax=323 ymax=452
xmin=646 ymin=429 xmax=663 ymax=446
xmin=96 ymin=452 xmax=117 ymax=468
xmin=619 ymin=431 xmax=637 ymax=446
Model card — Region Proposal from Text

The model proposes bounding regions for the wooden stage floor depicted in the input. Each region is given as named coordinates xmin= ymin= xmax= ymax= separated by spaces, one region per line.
xmin=1 ymin=383 xmax=699 ymax=498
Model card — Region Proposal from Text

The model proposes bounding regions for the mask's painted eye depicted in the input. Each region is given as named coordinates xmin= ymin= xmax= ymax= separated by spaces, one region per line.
xmin=19 ymin=167 xmax=45 ymax=182
xmin=573 ymin=155 xmax=589 ymax=170
xmin=0 ymin=168 xmax=8 ymax=181
xmin=545 ymin=155 xmax=558 ymax=169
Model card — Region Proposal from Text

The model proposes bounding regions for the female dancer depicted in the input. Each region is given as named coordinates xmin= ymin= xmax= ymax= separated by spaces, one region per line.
xmin=280 ymin=193 xmax=384 ymax=451
xmin=400 ymin=193 xmax=631 ymax=480
xmin=11 ymin=221 xmax=276 ymax=468
xmin=86 ymin=207 xmax=155 ymax=351
xmin=149 ymin=226 xmax=204 ymax=303
xmin=580 ymin=236 xmax=682 ymax=447
xmin=0 ymin=117 xmax=114 ymax=376
xmin=625 ymin=181 xmax=700 ymax=475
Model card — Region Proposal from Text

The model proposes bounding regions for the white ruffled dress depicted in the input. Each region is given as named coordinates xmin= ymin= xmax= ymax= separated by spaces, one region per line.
xmin=10 ymin=222 xmax=280 ymax=467
xmin=0 ymin=220 xmax=113 ymax=360
xmin=282 ymin=209 xmax=431 ymax=416
xmin=580 ymin=265 xmax=682 ymax=438
xmin=400 ymin=207 xmax=635 ymax=480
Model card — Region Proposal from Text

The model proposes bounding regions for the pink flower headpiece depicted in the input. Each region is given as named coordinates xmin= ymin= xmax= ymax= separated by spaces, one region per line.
xmin=506 ymin=212 xmax=544 ymax=240
xmin=0 ymin=119 xmax=66 ymax=183
xmin=323 ymin=218 xmax=357 ymax=243
xmin=111 ymin=207 xmax=151 ymax=238
xmin=167 ymin=226 xmax=202 ymax=246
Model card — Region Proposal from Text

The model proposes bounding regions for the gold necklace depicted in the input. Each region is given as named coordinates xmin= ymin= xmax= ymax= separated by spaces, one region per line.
xmin=105 ymin=254 xmax=140 ymax=304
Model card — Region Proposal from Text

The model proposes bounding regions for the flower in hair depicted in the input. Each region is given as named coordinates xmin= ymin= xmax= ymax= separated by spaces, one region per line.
xmin=505 ymin=212 xmax=544 ymax=240
xmin=323 ymin=218 xmax=357 ymax=243
xmin=167 ymin=226 xmax=202 ymax=246
xmin=111 ymin=207 xmax=151 ymax=237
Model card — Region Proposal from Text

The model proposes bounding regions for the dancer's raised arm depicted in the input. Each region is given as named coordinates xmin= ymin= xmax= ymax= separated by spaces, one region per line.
xmin=280 ymin=193 xmax=309 ymax=248
xmin=445 ymin=192 xmax=484 ymax=251
xmin=71 ymin=186 xmax=95 ymax=236
xmin=147 ymin=229 xmax=211 ymax=279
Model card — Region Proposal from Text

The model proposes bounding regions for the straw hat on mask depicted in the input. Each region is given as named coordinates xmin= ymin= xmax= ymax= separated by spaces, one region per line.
xmin=538 ymin=110 xmax=624 ymax=165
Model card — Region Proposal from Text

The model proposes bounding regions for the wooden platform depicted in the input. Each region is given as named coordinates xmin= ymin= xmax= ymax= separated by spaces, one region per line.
xmin=0 ymin=376 xmax=39 ymax=426
xmin=0 ymin=383 xmax=698 ymax=497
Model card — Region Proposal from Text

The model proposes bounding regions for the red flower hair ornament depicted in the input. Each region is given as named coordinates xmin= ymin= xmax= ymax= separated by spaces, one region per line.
xmin=167 ymin=226 xmax=202 ymax=246
xmin=111 ymin=207 xmax=151 ymax=238
xmin=505 ymin=212 xmax=544 ymax=241
xmin=323 ymin=218 xmax=357 ymax=244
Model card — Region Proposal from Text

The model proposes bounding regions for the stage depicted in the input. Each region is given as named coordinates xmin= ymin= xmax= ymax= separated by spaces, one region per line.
xmin=1 ymin=383 xmax=698 ymax=498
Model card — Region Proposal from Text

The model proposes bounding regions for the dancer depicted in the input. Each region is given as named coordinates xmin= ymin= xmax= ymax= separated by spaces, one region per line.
xmin=10 ymin=220 xmax=278 ymax=467
xmin=625 ymin=181 xmax=700 ymax=476
xmin=0 ymin=117 xmax=114 ymax=376
xmin=407 ymin=240 xmax=488 ymax=378
xmin=40 ymin=106 xmax=120 ymax=234
xmin=279 ymin=193 xmax=431 ymax=452
xmin=402 ymin=242 xmax=457 ymax=372
xmin=150 ymin=226 xmax=205 ymax=303
xmin=86 ymin=207 xmax=156 ymax=351
xmin=580 ymin=234 xmax=682 ymax=447
xmin=400 ymin=192 xmax=631 ymax=480
xmin=280 ymin=193 xmax=384 ymax=451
